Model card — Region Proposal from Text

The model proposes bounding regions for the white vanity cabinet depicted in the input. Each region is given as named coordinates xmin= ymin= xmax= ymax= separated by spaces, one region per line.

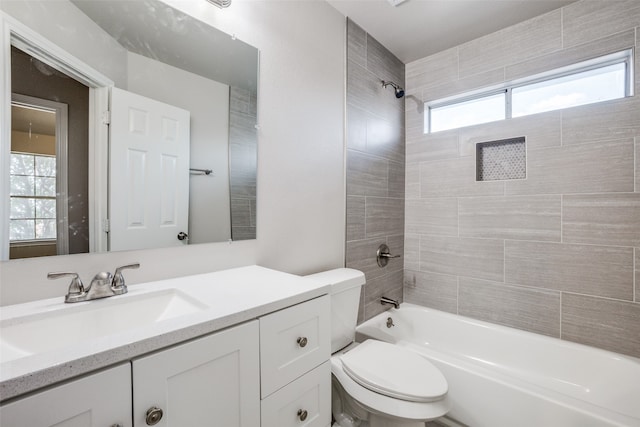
xmin=0 ymin=293 xmax=331 ymax=427
xmin=259 ymin=296 xmax=331 ymax=426
xmin=0 ymin=363 xmax=132 ymax=427
xmin=132 ymin=320 xmax=260 ymax=427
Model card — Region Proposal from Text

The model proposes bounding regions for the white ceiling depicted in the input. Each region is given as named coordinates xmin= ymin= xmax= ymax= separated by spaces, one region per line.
xmin=326 ymin=0 xmax=577 ymax=64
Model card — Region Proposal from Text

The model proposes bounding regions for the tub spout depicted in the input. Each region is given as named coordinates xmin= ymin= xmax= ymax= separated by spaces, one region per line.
xmin=380 ymin=296 xmax=399 ymax=309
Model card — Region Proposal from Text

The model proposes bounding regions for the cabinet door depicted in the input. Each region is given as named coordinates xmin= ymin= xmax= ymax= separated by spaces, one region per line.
xmin=132 ymin=320 xmax=259 ymax=427
xmin=0 ymin=363 xmax=132 ymax=427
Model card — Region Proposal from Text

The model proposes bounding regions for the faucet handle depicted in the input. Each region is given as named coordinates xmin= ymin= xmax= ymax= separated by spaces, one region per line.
xmin=47 ymin=272 xmax=86 ymax=302
xmin=111 ymin=263 xmax=140 ymax=294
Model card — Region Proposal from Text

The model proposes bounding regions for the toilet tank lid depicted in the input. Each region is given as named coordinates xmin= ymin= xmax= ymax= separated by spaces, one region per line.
xmin=305 ymin=268 xmax=365 ymax=294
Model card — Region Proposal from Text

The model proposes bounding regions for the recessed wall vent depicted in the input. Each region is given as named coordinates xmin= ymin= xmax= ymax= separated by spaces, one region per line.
xmin=476 ymin=137 xmax=526 ymax=181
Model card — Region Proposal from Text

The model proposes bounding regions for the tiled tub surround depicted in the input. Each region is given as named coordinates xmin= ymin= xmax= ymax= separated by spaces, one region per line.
xmin=0 ymin=266 xmax=329 ymax=401
xmin=404 ymin=0 xmax=640 ymax=358
xmin=345 ymin=19 xmax=406 ymax=322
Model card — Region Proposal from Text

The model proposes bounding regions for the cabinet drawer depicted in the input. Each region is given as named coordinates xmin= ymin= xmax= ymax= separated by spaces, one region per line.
xmin=261 ymin=361 xmax=330 ymax=427
xmin=260 ymin=295 xmax=330 ymax=397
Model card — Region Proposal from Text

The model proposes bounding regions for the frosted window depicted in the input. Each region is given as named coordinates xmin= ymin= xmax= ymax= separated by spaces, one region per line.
xmin=512 ymin=63 xmax=626 ymax=117
xmin=429 ymin=93 xmax=505 ymax=133
xmin=425 ymin=50 xmax=631 ymax=133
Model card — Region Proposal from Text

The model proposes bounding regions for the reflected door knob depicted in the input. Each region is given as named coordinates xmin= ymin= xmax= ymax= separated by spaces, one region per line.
xmin=145 ymin=406 xmax=163 ymax=425
xmin=177 ymin=231 xmax=188 ymax=241
xmin=297 ymin=409 xmax=308 ymax=421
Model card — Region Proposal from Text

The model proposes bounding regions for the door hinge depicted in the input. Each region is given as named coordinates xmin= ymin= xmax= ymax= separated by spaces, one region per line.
xmin=103 ymin=218 xmax=110 ymax=233
xmin=102 ymin=110 xmax=111 ymax=125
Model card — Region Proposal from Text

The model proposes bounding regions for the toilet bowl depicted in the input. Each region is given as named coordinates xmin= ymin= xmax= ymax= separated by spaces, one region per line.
xmin=306 ymin=268 xmax=451 ymax=427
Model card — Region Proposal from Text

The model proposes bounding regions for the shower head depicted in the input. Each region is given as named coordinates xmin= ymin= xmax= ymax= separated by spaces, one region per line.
xmin=381 ymin=80 xmax=405 ymax=99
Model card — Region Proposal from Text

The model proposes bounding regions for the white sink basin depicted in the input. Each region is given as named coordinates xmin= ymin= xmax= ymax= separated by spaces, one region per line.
xmin=0 ymin=289 xmax=208 ymax=363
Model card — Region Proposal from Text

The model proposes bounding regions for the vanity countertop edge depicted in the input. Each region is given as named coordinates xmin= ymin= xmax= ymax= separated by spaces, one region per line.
xmin=0 ymin=265 xmax=331 ymax=402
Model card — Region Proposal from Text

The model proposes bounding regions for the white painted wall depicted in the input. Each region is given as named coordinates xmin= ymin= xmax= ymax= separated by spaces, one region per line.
xmin=126 ymin=51 xmax=232 ymax=244
xmin=0 ymin=0 xmax=128 ymax=87
xmin=0 ymin=0 xmax=346 ymax=305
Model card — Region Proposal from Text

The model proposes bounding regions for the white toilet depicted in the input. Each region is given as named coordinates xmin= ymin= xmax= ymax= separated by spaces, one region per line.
xmin=307 ymin=268 xmax=451 ymax=427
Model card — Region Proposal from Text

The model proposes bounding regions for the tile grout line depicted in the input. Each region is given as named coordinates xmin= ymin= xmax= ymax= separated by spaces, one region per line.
xmin=559 ymin=292 xmax=563 ymax=339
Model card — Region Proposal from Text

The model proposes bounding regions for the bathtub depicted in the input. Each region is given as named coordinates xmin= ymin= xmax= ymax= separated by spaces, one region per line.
xmin=355 ymin=303 xmax=640 ymax=427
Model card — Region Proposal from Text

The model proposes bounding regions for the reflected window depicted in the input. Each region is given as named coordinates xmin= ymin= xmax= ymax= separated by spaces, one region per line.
xmin=9 ymin=153 xmax=57 ymax=241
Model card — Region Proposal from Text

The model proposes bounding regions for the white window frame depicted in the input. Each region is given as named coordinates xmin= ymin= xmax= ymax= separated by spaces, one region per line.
xmin=425 ymin=49 xmax=634 ymax=134
xmin=10 ymin=95 xmax=69 ymax=253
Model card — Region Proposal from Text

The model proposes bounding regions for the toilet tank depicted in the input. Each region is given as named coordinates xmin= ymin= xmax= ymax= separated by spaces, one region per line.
xmin=306 ymin=268 xmax=365 ymax=353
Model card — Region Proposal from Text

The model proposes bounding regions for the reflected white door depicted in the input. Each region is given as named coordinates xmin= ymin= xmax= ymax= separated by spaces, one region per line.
xmin=109 ymin=87 xmax=190 ymax=251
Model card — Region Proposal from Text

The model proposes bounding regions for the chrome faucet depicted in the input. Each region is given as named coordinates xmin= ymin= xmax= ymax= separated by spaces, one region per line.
xmin=48 ymin=263 xmax=140 ymax=303
xmin=380 ymin=296 xmax=399 ymax=309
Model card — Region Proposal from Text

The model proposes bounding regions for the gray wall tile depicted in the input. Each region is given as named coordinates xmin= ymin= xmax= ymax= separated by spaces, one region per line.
xmin=505 ymin=139 xmax=634 ymax=195
xmin=405 ymin=96 xmax=425 ymax=142
xmin=364 ymin=270 xmax=403 ymax=320
xmin=563 ymin=193 xmax=640 ymax=247
xmin=404 ymin=269 xmax=458 ymax=314
xmin=407 ymin=130 xmax=459 ymax=162
xmin=458 ymin=278 xmax=560 ymax=337
xmin=562 ymin=98 xmax=640 ymax=145
xmin=386 ymin=234 xmax=405 ymax=274
xmin=562 ymin=0 xmax=640 ymax=48
xmin=420 ymin=156 xmax=505 ymax=198
xmin=406 ymin=48 xmax=458 ymax=93
xmin=347 ymin=196 xmax=366 ymax=242
xmin=347 ymin=59 xmax=403 ymax=122
xmin=635 ymin=248 xmax=640 ymax=302
xmin=562 ymin=293 xmax=640 ymax=358
xmin=346 ymin=150 xmax=388 ymax=197
xmin=366 ymin=196 xmax=405 ymax=238
xmin=388 ymin=160 xmax=405 ymax=199
xmin=347 ymin=105 xmax=367 ymax=151
xmin=405 ymin=162 xmax=420 ymax=199
xmin=402 ymin=0 xmax=640 ymax=358
xmin=367 ymin=34 xmax=404 ymax=85
xmin=346 ymin=21 xmax=405 ymax=323
xmin=367 ymin=117 xmax=404 ymax=163
xmin=459 ymin=195 xmax=561 ymax=241
xmin=506 ymin=29 xmax=636 ymax=81
xmin=346 ymin=238 xmax=387 ymax=282
xmin=230 ymin=198 xmax=251 ymax=227
xmin=347 ymin=19 xmax=366 ymax=68
xmin=422 ymin=67 xmax=504 ymax=103
xmin=406 ymin=198 xmax=458 ymax=236
xmin=458 ymin=9 xmax=562 ymax=78
xmin=459 ymin=112 xmax=561 ymax=156
xmin=420 ymin=236 xmax=504 ymax=282
xmin=404 ymin=234 xmax=420 ymax=271
xmin=505 ymin=241 xmax=634 ymax=300
xmin=635 ymin=137 xmax=640 ymax=193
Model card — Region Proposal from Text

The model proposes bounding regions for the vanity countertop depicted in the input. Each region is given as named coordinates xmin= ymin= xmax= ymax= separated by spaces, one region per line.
xmin=0 ymin=265 xmax=330 ymax=402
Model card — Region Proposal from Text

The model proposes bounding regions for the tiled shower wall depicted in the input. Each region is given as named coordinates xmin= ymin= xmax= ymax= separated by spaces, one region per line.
xmin=229 ymin=86 xmax=258 ymax=241
xmin=404 ymin=0 xmax=640 ymax=358
xmin=345 ymin=19 xmax=406 ymax=322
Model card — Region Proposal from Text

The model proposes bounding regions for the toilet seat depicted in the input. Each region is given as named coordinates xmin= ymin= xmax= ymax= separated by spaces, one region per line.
xmin=331 ymin=345 xmax=451 ymax=422
xmin=340 ymin=340 xmax=448 ymax=402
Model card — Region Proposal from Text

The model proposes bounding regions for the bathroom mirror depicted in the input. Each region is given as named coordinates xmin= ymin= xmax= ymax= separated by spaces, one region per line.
xmin=1 ymin=0 xmax=259 ymax=261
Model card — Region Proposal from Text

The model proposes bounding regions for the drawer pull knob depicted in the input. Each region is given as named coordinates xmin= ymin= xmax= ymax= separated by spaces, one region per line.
xmin=297 ymin=336 xmax=308 ymax=348
xmin=145 ymin=406 xmax=164 ymax=425
xmin=297 ymin=409 xmax=308 ymax=421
